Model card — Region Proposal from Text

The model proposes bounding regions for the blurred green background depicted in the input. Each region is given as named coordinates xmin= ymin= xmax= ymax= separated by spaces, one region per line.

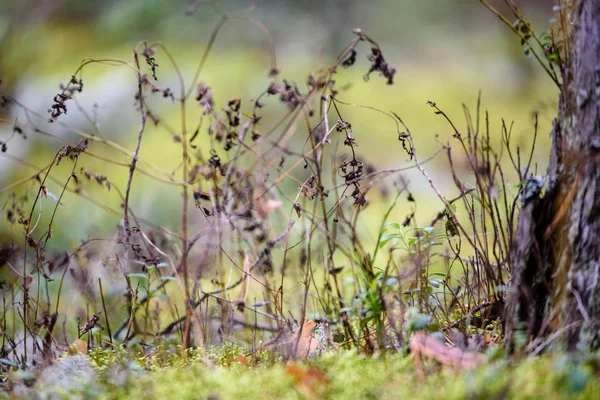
xmin=0 ymin=0 xmax=558 ymax=249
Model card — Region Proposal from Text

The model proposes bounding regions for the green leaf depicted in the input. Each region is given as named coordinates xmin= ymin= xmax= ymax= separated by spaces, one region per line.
xmin=429 ymin=272 xmax=446 ymax=278
xmin=428 ymin=278 xmax=443 ymax=288
xmin=405 ymin=308 xmax=433 ymax=333
xmin=378 ymin=233 xmax=402 ymax=248
xmin=385 ymin=277 xmax=398 ymax=287
xmin=0 ymin=358 xmax=18 ymax=368
xmin=127 ymin=273 xmax=148 ymax=280
xmin=384 ymin=222 xmax=401 ymax=230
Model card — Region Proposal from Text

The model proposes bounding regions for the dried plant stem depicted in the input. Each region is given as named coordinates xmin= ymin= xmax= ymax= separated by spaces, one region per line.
xmin=478 ymin=0 xmax=560 ymax=87
xmin=98 ymin=278 xmax=113 ymax=345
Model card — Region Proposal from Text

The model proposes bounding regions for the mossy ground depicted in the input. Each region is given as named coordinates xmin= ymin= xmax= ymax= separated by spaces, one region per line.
xmin=3 ymin=346 xmax=599 ymax=399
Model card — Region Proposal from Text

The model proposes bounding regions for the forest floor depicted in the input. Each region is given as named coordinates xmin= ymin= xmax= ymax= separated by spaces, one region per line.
xmin=3 ymin=341 xmax=600 ymax=399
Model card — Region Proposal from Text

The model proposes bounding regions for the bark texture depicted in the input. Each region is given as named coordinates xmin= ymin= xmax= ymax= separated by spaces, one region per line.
xmin=506 ymin=0 xmax=600 ymax=351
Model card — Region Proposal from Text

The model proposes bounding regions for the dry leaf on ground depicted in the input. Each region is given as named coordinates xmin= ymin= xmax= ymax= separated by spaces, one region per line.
xmin=410 ymin=332 xmax=486 ymax=377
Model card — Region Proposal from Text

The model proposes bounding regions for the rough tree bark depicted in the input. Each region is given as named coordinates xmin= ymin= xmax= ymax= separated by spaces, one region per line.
xmin=506 ymin=0 xmax=600 ymax=351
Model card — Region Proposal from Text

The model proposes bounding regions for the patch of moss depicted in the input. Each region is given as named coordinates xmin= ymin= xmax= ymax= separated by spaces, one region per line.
xmin=4 ymin=347 xmax=599 ymax=399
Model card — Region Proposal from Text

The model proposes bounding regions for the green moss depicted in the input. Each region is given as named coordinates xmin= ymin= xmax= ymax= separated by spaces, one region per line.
xmin=7 ymin=347 xmax=596 ymax=399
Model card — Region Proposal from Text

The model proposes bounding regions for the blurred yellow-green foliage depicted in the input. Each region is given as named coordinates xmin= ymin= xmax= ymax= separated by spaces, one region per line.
xmin=0 ymin=0 xmax=558 ymax=248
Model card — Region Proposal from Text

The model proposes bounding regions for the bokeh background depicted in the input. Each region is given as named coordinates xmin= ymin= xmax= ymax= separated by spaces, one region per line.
xmin=1 ymin=0 xmax=558 ymax=250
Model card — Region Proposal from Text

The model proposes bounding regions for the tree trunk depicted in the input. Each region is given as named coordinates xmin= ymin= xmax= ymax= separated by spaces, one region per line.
xmin=506 ymin=0 xmax=600 ymax=351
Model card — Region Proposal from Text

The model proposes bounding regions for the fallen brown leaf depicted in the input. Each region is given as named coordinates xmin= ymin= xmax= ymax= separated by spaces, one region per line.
xmin=285 ymin=362 xmax=329 ymax=398
xmin=67 ymin=338 xmax=88 ymax=355
xmin=409 ymin=332 xmax=486 ymax=378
